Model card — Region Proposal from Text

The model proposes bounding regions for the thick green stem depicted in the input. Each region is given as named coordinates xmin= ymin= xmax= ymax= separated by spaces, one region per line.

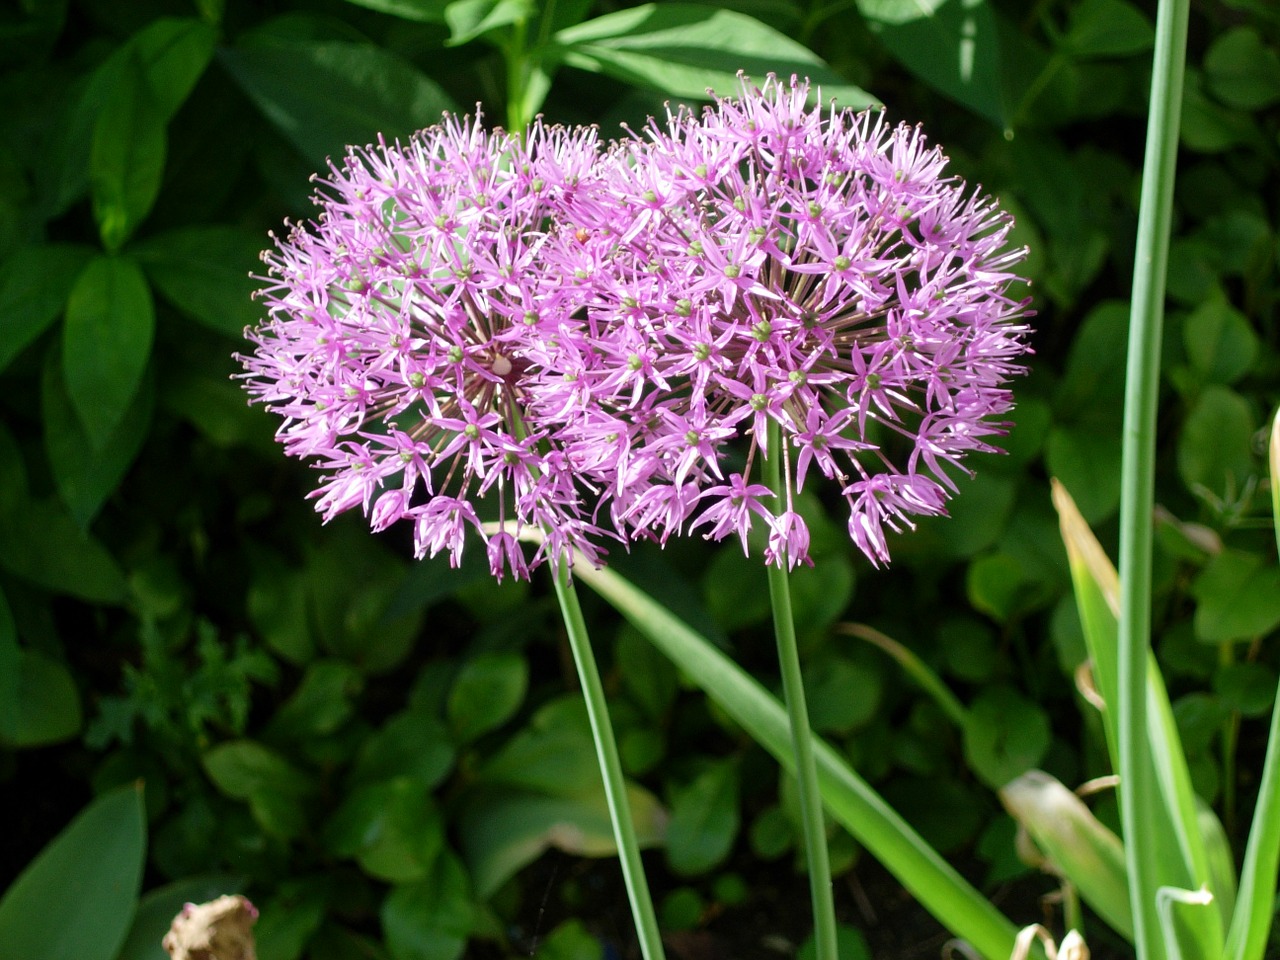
xmin=764 ymin=421 xmax=839 ymax=960
xmin=551 ymin=561 xmax=667 ymax=960
xmin=1117 ymin=1 xmax=1190 ymax=958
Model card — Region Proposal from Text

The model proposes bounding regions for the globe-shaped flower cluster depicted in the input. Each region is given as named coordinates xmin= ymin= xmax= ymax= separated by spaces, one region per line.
xmin=240 ymin=76 xmax=1033 ymax=578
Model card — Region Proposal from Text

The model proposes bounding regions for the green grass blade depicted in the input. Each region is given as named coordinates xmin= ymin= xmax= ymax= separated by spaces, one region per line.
xmin=573 ymin=560 xmax=1023 ymax=960
xmin=1053 ymin=480 xmax=1225 ymax=948
xmin=1222 ymin=408 xmax=1280 ymax=960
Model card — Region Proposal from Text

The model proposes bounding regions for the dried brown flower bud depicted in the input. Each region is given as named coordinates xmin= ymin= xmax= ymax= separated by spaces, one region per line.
xmin=162 ymin=894 xmax=258 ymax=960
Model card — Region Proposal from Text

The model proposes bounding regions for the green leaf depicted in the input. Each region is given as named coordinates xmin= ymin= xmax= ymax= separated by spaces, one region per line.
xmin=477 ymin=696 xmax=600 ymax=794
xmin=1177 ymin=385 xmax=1256 ymax=495
xmin=43 ymin=347 xmax=154 ymax=528
xmin=1045 ymin=423 xmax=1123 ymax=524
xmin=8 ymin=649 xmax=83 ymax=747
xmin=255 ymin=882 xmax=327 ymax=960
xmin=202 ymin=739 xmax=316 ymax=839
xmin=350 ymin=709 xmax=456 ymax=789
xmin=1214 ymin=662 xmax=1277 ymax=718
xmin=0 ymin=496 xmax=128 ymax=602
xmin=446 ymin=651 xmax=528 ymax=743
xmin=0 ymin=784 xmax=146 ymax=960
xmin=571 ymin=559 xmax=1022 ymax=960
xmin=1191 ymin=549 xmax=1280 ymax=643
xmin=444 ymin=0 xmax=532 ymax=45
xmin=1061 ymin=0 xmax=1153 ymax=58
xmin=0 ymin=245 xmax=93 ymax=374
xmin=125 ymin=17 xmax=218 ymax=121
xmin=858 ymin=0 xmax=1006 ymax=126
xmin=459 ymin=784 xmax=666 ymax=896
xmin=1182 ymin=294 xmax=1259 ymax=385
xmin=342 ymin=0 xmax=450 ymax=22
xmin=90 ymin=53 xmax=167 ymax=251
xmin=264 ymin=660 xmax=363 ymax=740
xmin=533 ymin=920 xmax=603 ymax=960
xmin=323 ymin=779 xmax=445 ymax=882
xmin=132 ymin=227 xmax=266 ymax=337
xmin=117 ymin=875 xmax=244 ymax=960
xmin=552 ymin=4 xmax=874 ymax=107
xmin=962 ymin=687 xmax=1050 ymax=790
xmin=803 ymin=655 xmax=882 ymax=734
xmin=62 ymin=255 xmax=155 ymax=443
xmin=219 ymin=31 xmax=458 ymax=168
xmin=1204 ymin=27 xmax=1280 ymax=111
xmin=999 ymin=771 xmax=1131 ymax=937
xmin=665 ymin=759 xmax=740 ymax=876
xmin=382 ymin=853 xmax=473 ymax=960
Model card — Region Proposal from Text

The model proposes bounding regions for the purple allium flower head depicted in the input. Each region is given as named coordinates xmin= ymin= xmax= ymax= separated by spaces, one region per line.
xmin=531 ymin=75 xmax=1033 ymax=567
xmin=238 ymin=113 xmax=611 ymax=579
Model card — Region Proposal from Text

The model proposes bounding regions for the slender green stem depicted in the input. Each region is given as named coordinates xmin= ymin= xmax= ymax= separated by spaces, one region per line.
xmin=504 ymin=16 xmax=530 ymax=133
xmin=764 ymin=421 xmax=838 ymax=960
xmin=550 ymin=560 xmax=666 ymax=960
xmin=1117 ymin=1 xmax=1190 ymax=958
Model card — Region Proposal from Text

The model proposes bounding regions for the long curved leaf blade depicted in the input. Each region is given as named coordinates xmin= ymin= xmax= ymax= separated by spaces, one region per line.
xmin=572 ymin=560 xmax=1020 ymax=960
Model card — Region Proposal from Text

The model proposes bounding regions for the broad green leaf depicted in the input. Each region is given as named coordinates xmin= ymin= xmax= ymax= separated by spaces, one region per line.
xmin=665 ymin=759 xmax=740 ymax=876
xmin=125 ymin=17 xmax=218 ymax=121
xmin=247 ymin=564 xmax=313 ymax=664
xmin=203 ymin=739 xmax=313 ymax=798
xmin=62 ymin=256 xmax=155 ymax=443
xmin=567 ymin=556 xmax=1022 ymax=960
xmin=858 ymin=0 xmax=1005 ymax=126
xmin=854 ymin=0 xmax=946 ymax=25
xmin=43 ymin=347 xmax=154 ymax=528
xmin=8 ymin=650 xmax=82 ymax=747
xmin=1191 ymin=549 xmax=1280 ymax=643
xmin=382 ymin=853 xmax=472 ymax=960
xmin=219 ymin=33 xmax=458 ymax=168
xmin=444 ymin=0 xmax=532 ymax=45
xmin=1204 ymin=27 xmax=1280 ymax=111
xmin=1214 ymin=662 xmax=1277 ymax=718
xmin=1182 ymin=295 xmax=1259 ymax=385
xmin=552 ymin=4 xmax=874 ymax=108
xmin=350 ymin=709 xmax=456 ymax=789
xmin=41 ymin=18 xmax=214 ymax=216
xmin=999 ymin=771 xmax=1131 ymax=937
xmin=446 ymin=651 xmax=527 ymax=743
xmin=1061 ymin=0 xmax=1153 ymax=58
xmin=90 ymin=53 xmax=167 ymax=251
xmin=0 ymin=496 xmax=127 ymax=602
xmin=459 ymin=784 xmax=666 ymax=896
xmin=255 ymin=882 xmax=327 ymax=960
xmin=342 ymin=0 xmax=450 ymax=21
xmin=323 ymin=779 xmax=445 ymax=882
xmin=0 ymin=784 xmax=145 ymax=960
xmin=132 ymin=227 xmax=265 ymax=337
xmin=477 ymin=696 xmax=600 ymax=793
xmin=803 ymin=655 xmax=882 ymax=734
xmin=0 ymin=245 xmax=93 ymax=373
xmin=965 ymin=552 xmax=1051 ymax=621
xmin=263 ymin=660 xmax=363 ymax=741
xmin=1054 ymin=300 xmax=1129 ymax=413
xmin=1181 ymin=70 xmax=1262 ymax=154
xmin=1177 ymin=385 xmax=1256 ymax=495
xmin=533 ymin=920 xmax=603 ymax=960
xmin=962 ymin=688 xmax=1050 ymax=790
xmin=116 ymin=875 xmax=244 ymax=960
xmin=1045 ymin=422 xmax=1122 ymax=523
xmin=202 ymin=739 xmax=316 ymax=839
xmin=306 ymin=528 xmax=422 ymax=674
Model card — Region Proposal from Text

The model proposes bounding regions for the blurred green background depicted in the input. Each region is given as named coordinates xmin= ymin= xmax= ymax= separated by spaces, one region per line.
xmin=1 ymin=1 xmax=1278 ymax=959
